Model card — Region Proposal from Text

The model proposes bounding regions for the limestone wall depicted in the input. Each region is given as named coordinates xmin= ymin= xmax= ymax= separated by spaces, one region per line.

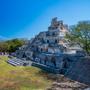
xmin=65 ymin=57 xmax=90 ymax=85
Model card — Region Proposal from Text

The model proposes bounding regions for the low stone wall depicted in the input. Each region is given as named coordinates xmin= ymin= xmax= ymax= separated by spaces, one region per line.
xmin=32 ymin=62 xmax=60 ymax=74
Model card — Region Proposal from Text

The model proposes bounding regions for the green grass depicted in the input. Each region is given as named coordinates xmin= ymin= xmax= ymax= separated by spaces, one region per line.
xmin=0 ymin=56 xmax=52 ymax=90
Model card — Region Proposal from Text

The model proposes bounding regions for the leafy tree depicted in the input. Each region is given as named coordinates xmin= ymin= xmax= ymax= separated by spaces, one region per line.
xmin=66 ymin=21 xmax=90 ymax=55
xmin=6 ymin=39 xmax=25 ymax=53
xmin=0 ymin=38 xmax=26 ymax=53
xmin=0 ymin=42 xmax=8 ymax=52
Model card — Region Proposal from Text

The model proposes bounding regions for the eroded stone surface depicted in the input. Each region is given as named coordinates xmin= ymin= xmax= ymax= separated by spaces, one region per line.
xmin=47 ymin=75 xmax=89 ymax=90
xmin=65 ymin=57 xmax=90 ymax=85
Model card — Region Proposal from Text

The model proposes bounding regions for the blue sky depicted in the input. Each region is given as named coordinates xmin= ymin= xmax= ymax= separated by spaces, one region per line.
xmin=0 ymin=0 xmax=90 ymax=39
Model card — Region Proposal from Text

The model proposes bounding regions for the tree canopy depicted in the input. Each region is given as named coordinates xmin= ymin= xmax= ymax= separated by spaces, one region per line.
xmin=0 ymin=38 xmax=26 ymax=53
xmin=66 ymin=21 xmax=90 ymax=55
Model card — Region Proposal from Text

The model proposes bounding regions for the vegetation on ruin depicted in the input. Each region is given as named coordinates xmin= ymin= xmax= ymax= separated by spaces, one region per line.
xmin=66 ymin=21 xmax=90 ymax=55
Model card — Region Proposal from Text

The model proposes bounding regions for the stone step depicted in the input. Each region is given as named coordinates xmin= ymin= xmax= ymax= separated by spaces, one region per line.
xmin=7 ymin=59 xmax=23 ymax=66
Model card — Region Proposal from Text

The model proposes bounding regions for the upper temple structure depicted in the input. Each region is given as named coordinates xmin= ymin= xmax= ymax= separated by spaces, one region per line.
xmin=7 ymin=17 xmax=85 ymax=74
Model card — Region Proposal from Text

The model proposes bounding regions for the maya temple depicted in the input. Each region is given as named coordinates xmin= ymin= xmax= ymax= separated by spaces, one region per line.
xmin=7 ymin=17 xmax=85 ymax=74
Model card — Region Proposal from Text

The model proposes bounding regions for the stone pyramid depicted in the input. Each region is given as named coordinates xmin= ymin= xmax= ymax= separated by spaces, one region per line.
xmin=8 ymin=17 xmax=83 ymax=74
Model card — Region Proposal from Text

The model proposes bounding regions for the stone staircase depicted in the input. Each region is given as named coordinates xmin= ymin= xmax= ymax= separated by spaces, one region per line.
xmin=7 ymin=58 xmax=33 ymax=66
xmin=7 ymin=58 xmax=24 ymax=66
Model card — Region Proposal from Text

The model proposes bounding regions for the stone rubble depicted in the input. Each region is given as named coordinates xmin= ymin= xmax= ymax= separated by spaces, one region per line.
xmin=46 ymin=75 xmax=89 ymax=90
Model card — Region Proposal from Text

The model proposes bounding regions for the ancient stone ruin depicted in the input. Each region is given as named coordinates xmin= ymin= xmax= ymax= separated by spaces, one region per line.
xmin=7 ymin=17 xmax=85 ymax=74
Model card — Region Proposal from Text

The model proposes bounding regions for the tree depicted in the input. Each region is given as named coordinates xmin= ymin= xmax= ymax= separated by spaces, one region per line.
xmin=66 ymin=21 xmax=90 ymax=55
xmin=0 ymin=38 xmax=26 ymax=53
xmin=6 ymin=38 xmax=25 ymax=53
xmin=0 ymin=42 xmax=8 ymax=52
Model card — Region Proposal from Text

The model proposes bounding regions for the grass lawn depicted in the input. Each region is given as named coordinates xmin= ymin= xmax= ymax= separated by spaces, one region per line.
xmin=0 ymin=56 xmax=52 ymax=90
